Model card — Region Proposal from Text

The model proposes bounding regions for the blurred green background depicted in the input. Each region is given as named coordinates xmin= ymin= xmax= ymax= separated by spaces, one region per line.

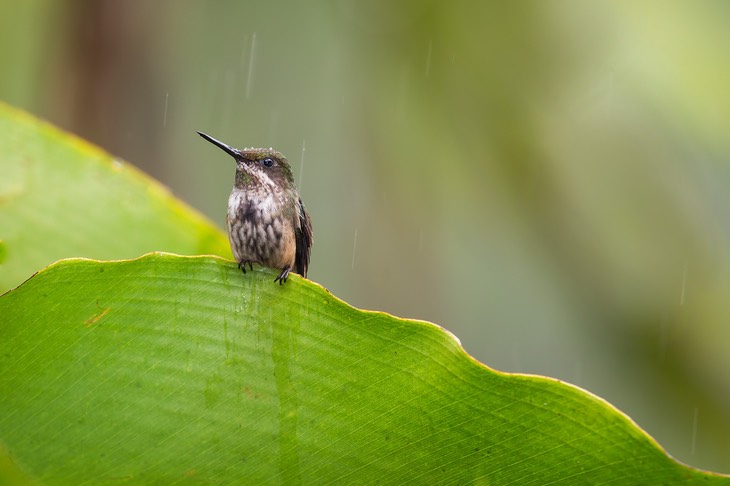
xmin=2 ymin=0 xmax=730 ymax=472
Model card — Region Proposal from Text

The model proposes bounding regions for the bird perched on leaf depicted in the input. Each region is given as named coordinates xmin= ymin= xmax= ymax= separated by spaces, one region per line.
xmin=198 ymin=131 xmax=312 ymax=284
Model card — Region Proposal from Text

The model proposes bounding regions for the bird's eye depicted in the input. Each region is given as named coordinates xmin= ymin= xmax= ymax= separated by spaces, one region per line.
xmin=261 ymin=158 xmax=274 ymax=168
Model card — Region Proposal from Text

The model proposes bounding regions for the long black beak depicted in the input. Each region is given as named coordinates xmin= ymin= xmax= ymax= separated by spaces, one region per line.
xmin=197 ymin=131 xmax=240 ymax=159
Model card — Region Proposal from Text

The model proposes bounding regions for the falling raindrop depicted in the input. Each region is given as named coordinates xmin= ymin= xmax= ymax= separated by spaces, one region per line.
xmin=163 ymin=92 xmax=169 ymax=128
xmin=425 ymin=39 xmax=433 ymax=78
xmin=351 ymin=229 xmax=358 ymax=271
xmin=298 ymin=139 xmax=306 ymax=190
xmin=246 ymin=32 xmax=257 ymax=100
xmin=691 ymin=407 xmax=699 ymax=455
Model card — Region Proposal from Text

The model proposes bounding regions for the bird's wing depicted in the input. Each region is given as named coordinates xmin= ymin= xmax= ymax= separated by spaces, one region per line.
xmin=294 ymin=197 xmax=313 ymax=277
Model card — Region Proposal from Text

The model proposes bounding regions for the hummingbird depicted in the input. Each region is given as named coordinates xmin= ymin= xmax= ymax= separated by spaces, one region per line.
xmin=197 ymin=131 xmax=312 ymax=284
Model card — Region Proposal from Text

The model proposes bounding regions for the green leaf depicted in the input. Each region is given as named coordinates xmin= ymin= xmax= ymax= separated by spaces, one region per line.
xmin=0 ymin=103 xmax=726 ymax=483
xmin=0 ymin=253 xmax=725 ymax=484
xmin=0 ymin=101 xmax=230 ymax=293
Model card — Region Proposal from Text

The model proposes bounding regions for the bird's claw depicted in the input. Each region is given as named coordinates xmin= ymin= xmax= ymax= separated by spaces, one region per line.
xmin=238 ymin=260 xmax=253 ymax=274
xmin=274 ymin=266 xmax=291 ymax=285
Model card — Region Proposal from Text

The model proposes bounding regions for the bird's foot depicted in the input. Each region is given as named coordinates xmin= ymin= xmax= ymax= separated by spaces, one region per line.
xmin=274 ymin=265 xmax=291 ymax=285
xmin=238 ymin=260 xmax=254 ymax=274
